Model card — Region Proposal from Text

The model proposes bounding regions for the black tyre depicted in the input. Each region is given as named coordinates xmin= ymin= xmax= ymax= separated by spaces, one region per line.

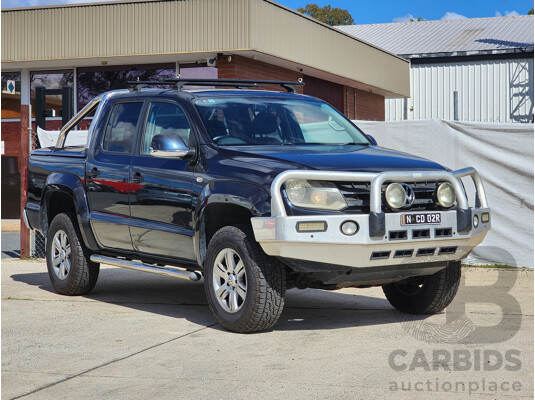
xmin=46 ymin=212 xmax=100 ymax=295
xmin=204 ymin=225 xmax=286 ymax=333
xmin=382 ymin=261 xmax=461 ymax=314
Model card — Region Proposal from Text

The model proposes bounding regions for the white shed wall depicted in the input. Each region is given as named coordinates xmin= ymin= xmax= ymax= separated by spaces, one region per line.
xmin=385 ymin=57 xmax=534 ymax=123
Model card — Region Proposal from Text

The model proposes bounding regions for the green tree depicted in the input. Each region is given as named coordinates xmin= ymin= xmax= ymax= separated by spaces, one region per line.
xmin=528 ymin=8 xmax=533 ymax=15
xmin=410 ymin=16 xmax=425 ymax=22
xmin=297 ymin=3 xmax=354 ymax=26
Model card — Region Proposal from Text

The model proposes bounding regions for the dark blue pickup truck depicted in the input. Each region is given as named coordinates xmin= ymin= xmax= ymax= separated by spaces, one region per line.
xmin=24 ymin=79 xmax=491 ymax=333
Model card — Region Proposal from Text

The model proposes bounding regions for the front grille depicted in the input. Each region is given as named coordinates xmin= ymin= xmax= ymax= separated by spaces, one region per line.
xmin=394 ymin=249 xmax=414 ymax=258
xmin=412 ymin=229 xmax=431 ymax=239
xmin=416 ymin=248 xmax=436 ymax=257
xmin=439 ymin=246 xmax=458 ymax=255
xmin=435 ymin=228 xmax=453 ymax=238
xmin=370 ymin=251 xmax=391 ymax=260
xmin=336 ymin=181 xmax=441 ymax=214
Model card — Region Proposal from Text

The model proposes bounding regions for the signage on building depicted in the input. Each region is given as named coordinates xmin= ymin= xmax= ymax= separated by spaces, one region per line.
xmin=4 ymin=80 xmax=16 ymax=94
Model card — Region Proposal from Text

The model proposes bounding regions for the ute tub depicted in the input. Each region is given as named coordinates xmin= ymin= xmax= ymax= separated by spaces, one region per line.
xmin=251 ymin=168 xmax=490 ymax=269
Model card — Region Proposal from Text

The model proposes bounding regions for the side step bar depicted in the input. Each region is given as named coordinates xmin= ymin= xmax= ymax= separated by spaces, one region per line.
xmin=90 ymin=255 xmax=202 ymax=281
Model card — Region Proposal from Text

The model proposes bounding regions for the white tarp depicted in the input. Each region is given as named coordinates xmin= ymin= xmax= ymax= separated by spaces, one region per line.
xmin=37 ymin=127 xmax=88 ymax=148
xmin=354 ymin=119 xmax=534 ymax=268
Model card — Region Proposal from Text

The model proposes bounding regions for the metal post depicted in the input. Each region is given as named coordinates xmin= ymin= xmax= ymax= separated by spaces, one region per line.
xmin=345 ymin=87 xmax=349 ymax=117
xmin=453 ymin=91 xmax=459 ymax=121
xmin=20 ymin=70 xmax=31 ymax=258
xmin=354 ymin=89 xmax=357 ymax=119
xmin=61 ymin=86 xmax=73 ymax=127
xmin=35 ymin=86 xmax=46 ymax=129
xmin=73 ymin=67 xmax=78 ymax=114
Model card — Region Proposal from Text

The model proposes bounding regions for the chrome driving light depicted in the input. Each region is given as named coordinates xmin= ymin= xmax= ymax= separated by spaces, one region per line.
xmin=473 ymin=214 xmax=479 ymax=228
xmin=285 ymin=181 xmax=347 ymax=211
xmin=385 ymin=183 xmax=406 ymax=209
xmin=436 ymin=182 xmax=456 ymax=208
xmin=341 ymin=221 xmax=359 ymax=236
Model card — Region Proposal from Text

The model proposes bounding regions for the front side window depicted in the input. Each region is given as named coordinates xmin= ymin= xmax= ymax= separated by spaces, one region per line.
xmin=102 ymin=102 xmax=143 ymax=153
xmin=141 ymin=102 xmax=192 ymax=155
xmin=195 ymin=97 xmax=369 ymax=146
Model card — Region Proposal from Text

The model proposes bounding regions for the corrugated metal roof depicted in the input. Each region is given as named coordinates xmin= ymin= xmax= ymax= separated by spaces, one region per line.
xmin=337 ymin=16 xmax=534 ymax=57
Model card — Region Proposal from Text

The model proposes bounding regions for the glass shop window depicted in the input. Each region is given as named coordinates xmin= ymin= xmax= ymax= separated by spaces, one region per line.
xmin=1 ymin=72 xmax=21 ymax=119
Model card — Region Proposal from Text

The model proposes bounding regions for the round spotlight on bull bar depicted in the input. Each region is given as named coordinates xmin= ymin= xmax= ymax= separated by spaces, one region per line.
xmin=436 ymin=182 xmax=456 ymax=208
xmin=341 ymin=220 xmax=359 ymax=236
xmin=385 ymin=183 xmax=406 ymax=209
xmin=473 ymin=214 xmax=479 ymax=228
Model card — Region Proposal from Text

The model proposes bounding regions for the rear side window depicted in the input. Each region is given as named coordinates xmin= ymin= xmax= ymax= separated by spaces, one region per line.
xmin=102 ymin=102 xmax=143 ymax=153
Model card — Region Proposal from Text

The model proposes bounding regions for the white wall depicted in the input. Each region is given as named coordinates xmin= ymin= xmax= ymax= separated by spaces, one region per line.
xmin=386 ymin=57 xmax=534 ymax=123
xmin=355 ymin=119 xmax=534 ymax=268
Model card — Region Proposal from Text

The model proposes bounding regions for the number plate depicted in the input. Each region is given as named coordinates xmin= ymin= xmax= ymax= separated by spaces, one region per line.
xmin=401 ymin=213 xmax=441 ymax=225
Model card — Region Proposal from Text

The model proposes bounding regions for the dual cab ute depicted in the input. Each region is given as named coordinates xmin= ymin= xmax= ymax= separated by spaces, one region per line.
xmin=24 ymin=79 xmax=491 ymax=333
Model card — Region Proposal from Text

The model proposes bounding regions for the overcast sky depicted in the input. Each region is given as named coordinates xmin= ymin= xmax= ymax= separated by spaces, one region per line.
xmin=1 ymin=0 xmax=532 ymax=24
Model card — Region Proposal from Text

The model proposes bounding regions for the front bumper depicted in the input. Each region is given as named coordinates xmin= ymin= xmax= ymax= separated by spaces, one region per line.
xmin=251 ymin=168 xmax=490 ymax=269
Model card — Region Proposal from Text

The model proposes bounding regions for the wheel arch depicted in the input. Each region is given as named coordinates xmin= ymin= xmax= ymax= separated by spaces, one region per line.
xmin=194 ymin=180 xmax=271 ymax=267
xmin=41 ymin=173 xmax=99 ymax=251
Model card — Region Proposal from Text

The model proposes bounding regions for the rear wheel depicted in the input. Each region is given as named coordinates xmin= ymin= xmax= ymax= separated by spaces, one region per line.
xmin=204 ymin=225 xmax=286 ymax=333
xmin=46 ymin=213 xmax=99 ymax=295
xmin=382 ymin=261 xmax=461 ymax=314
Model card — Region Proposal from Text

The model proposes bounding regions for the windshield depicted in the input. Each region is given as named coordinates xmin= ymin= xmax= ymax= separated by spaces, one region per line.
xmin=194 ymin=96 xmax=370 ymax=146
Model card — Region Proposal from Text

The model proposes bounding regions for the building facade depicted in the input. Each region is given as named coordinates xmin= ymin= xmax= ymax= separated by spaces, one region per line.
xmin=339 ymin=15 xmax=534 ymax=123
xmin=1 ymin=0 xmax=410 ymax=219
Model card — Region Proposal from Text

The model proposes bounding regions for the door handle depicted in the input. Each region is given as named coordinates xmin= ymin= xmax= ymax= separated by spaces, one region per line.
xmin=131 ymin=172 xmax=144 ymax=184
xmin=88 ymin=167 xmax=100 ymax=179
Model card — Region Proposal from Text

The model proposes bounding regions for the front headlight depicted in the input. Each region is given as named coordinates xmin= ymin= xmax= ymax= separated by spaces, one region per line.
xmin=436 ymin=182 xmax=456 ymax=208
xmin=285 ymin=180 xmax=347 ymax=210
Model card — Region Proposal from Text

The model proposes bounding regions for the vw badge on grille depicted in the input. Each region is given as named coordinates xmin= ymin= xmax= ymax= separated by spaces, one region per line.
xmin=401 ymin=183 xmax=415 ymax=207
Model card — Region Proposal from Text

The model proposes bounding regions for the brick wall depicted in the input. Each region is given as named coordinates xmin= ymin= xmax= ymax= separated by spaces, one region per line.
xmin=343 ymin=86 xmax=385 ymax=121
xmin=218 ymin=55 xmax=304 ymax=94
xmin=218 ymin=55 xmax=384 ymax=120
xmin=2 ymin=121 xmax=22 ymax=157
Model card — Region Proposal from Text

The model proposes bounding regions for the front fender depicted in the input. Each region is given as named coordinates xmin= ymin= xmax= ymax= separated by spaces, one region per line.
xmin=193 ymin=179 xmax=271 ymax=266
xmin=42 ymin=173 xmax=99 ymax=251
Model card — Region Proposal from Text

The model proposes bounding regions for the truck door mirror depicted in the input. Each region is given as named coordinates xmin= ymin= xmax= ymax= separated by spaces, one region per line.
xmin=149 ymin=133 xmax=191 ymax=158
xmin=366 ymin=134 xmax=378 ymax=146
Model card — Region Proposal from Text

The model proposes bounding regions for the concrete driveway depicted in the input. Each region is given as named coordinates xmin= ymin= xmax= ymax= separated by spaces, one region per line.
xmin=2 ymin=259 xmax=533 ymax=399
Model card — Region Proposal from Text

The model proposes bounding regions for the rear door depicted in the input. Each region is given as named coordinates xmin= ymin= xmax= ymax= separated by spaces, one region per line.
xmin=129 ymin=100 xmax=197 ymax=260
xmin=86 ymin=100 xmax=145 ymax=250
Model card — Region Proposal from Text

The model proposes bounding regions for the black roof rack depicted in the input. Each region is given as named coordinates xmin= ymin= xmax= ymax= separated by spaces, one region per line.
xmin=126 ymin=78 xmax=305 ymax=93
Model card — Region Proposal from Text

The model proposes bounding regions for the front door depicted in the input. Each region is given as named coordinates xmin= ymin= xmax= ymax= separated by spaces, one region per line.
xmin=86 ymin=101 xmax=144 ymax=250
xmin=129 ymin=100 xmax=196 ymax=261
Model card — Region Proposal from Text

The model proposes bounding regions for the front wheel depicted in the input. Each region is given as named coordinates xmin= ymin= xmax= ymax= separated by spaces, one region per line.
xmin=204 ymin=225 xmax=286 ymax=333
xmin=382 ymin=261 xmax=461 ymax=314
xmin=46 ymin=213 xmax=100 ymax=295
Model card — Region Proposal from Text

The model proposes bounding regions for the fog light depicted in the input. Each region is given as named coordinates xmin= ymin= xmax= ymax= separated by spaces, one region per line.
xmin=436 ymin=182 xmax=456 ymax=208
xmin=473 ymin=214 xmax=479 ymax=228
xmin=341 ymin=221 xmax=359 ymax=236
xmin=385 ymin=183 xmax=406 ymax=209
xmin=481 ymin=212 xmax=490 ymax=223
xmin=296 ymin=221 xmax=327 ymax=232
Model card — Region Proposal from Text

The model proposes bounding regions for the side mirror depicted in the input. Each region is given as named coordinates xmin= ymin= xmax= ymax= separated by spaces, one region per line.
xmin=150 ymin=133 xmax=191 ymax=158
xmin=366 ymin=134 xmax=378 ymax=146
